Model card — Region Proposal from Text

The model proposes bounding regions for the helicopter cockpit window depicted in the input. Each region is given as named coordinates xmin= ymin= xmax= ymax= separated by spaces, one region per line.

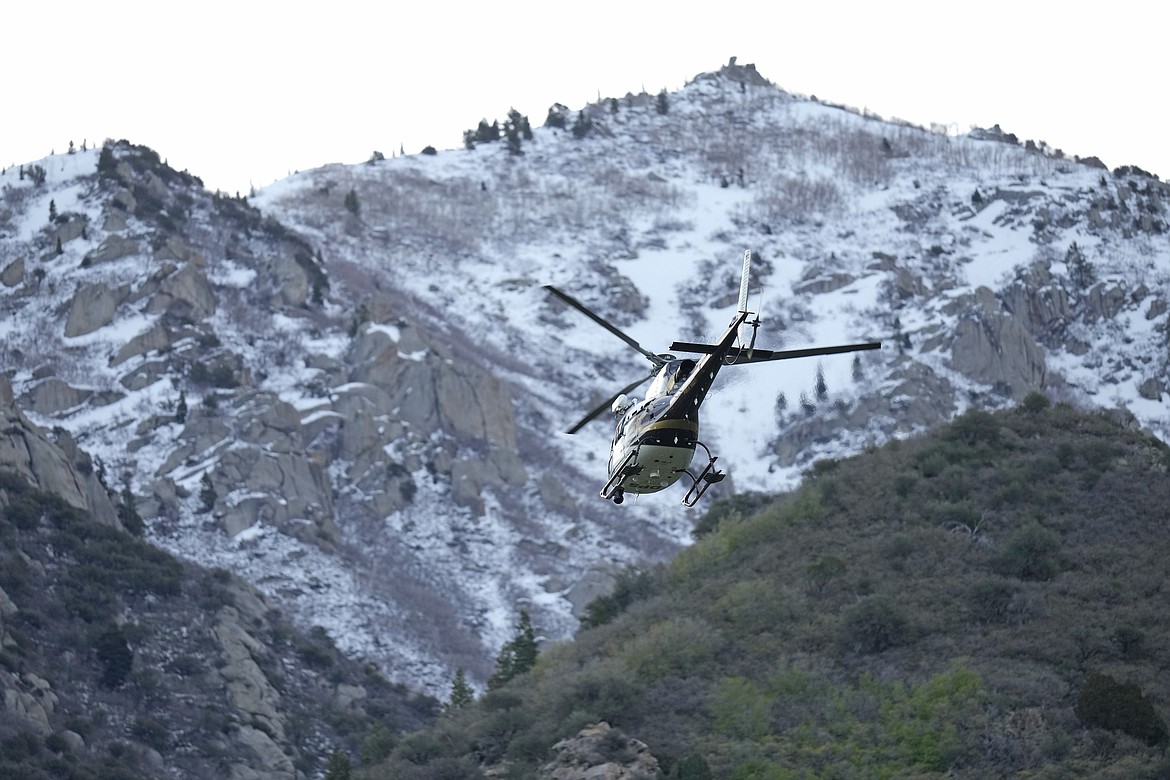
xmin=649 ymin=359 xmax=697 ymax=397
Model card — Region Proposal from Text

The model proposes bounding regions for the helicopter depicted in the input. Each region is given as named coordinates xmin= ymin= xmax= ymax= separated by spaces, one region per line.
xmin=545 ymin=249 xmax=881 ymax=506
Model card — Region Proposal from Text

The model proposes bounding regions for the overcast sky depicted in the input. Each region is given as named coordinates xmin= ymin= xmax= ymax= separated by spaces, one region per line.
xmin=5 ymin=1 xmax=1167 ymax=196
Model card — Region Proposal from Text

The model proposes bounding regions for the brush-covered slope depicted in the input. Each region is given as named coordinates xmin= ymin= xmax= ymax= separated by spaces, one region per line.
xmin=0 ymin=396 xmax=438 ymax=779
xmin=363 ymin=397 xmax=1170 ymax=779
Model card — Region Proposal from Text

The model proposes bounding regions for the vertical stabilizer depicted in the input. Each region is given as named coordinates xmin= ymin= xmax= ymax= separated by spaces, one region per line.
xmin=736 ymin=249 xmax=752 ymax=315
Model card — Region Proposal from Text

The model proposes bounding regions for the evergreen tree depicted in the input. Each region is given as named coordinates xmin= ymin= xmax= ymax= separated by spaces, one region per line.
xmin=344 ymin=188 xmax=360 ymax=216
xmin=118 ymin=483 xmax=145 ymax=537
xmin=95 ymin=625 xmax=133 ymax=688
xmin=324 ymin=749 xmax=352 ymax=780
xmin=98 ymin=144 xmax=117 ymax=178
xmin=1066 ymin=241 xmax=1095 ymax=291
xmin=49 ymin=199 xmax=58 ymax=222
xmin=446 ymin=667 xmax=474 ymax=711
xmin=199 ymin=473 xmax=217 ymax=513
xmin=656 ymin=88 xmax=669 ymax=115
xmin=815 ymin=363 xmax=828 ymax=402
xmin=511 ymin=610 xmax=538 ymax=672
xmin=673 ymin=753 xmax=715 ymax=779
xmin=851 ymin=353 xmax=863 ymax=383
xmin=175 ymin=390 xmax=188 ymax=423
xmin=487 ymin=610 xmax=539 ymax=689
xmin=774 ymin=391 xmax=788 ymax=427
xmin=505 ymin=123 xmax=522 ymax=156
xmin=571 ymin=110 xmax=591 ymax=139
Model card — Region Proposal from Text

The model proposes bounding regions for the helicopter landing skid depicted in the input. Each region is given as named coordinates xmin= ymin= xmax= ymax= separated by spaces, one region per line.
xmin=681 ymin=442 xmax=725 ymax=507
xmin=601 ymin=450 xmax=642 ymax=503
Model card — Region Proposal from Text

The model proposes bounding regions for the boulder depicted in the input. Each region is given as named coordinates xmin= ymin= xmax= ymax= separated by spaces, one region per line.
xmin=18 ymin=378 xmax=91 ymax=416
xmin=83 ymin=234 xmax=139 ymax=266
xmin=565 ymin=564 xmax=622 ymax=619
xmin=271 ymin=255 xmax=309 ymax=307
xmin=540 ymin=722 xmax=660 ymax=780
xmin=3 ymin=688 xmax=52 ymax=736
xmin=1 ymin=257 xmax=23 ymax=287
xmin=793 ymin=271 xmax=856 ymax=296
xmin=64 ymin=281 xmax=128 ymax=336
xmin=110 ymin=322 xmax=174 ymax=366
xmin=146 ymin=263 xmax=216 ymax=321
xmin=1138 ymin=377 xmax=1165 ymax=401
xmin=53 ymin=212 xmax=88 ymax=244
xmin=154 ymin=235 xmax=206 ymax=266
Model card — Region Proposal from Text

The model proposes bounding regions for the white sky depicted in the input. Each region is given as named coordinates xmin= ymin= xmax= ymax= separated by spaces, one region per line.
xmin=5 ymin=1 xmax=1167 ymax=196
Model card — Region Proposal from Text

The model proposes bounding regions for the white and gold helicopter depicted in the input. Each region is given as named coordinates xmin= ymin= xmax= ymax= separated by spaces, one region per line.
xmin=545 ymin=250 xmax=881 ymax=506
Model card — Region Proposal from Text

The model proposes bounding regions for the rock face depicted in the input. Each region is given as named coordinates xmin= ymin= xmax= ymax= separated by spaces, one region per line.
xmin=949 ymin=286 xmax=1047 ymax=400
xmin=539 ymin=722 xmax=661 ymax=780
xmin=0 ymin=378 xmax=119 ymax=527
xmin=345 ymin=320 xmax=527 ymax=513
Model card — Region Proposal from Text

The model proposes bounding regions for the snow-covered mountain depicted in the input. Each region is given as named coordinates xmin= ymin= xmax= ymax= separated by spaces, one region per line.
xmin=2 ymin=61 xmax=1166 ymax=695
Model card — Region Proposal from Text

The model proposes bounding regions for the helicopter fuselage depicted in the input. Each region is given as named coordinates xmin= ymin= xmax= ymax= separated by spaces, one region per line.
xmin=605 ymin=312 xmax=747 ymax=498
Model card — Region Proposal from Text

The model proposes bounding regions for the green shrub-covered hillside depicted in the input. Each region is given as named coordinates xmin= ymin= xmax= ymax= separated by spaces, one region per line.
xmin=360 ymin=397 xmax=1170 ymax=779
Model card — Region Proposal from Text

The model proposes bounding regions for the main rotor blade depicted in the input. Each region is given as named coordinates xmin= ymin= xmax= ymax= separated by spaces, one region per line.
xmin=566 ymin=374 xmax=652 ymax=434
xmin=544 ymin=285 xmax=665 ymax=369
xmin=670 ymin=340 xmax=882 ymax=364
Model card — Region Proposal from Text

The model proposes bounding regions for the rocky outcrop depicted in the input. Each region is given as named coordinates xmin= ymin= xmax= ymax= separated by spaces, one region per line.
xmin=539 ymin=722 xmax=661 ymax=780
xmin=794 ymin=271 xmax=856 ymax=296
xmin=0 ymin=383 xmax=119 ymax=527
xmin=271 ymin=254 xmax=310 ymax=307
xmin=83 ymin=234 xmax=140 ymax=266
xmin=949 ymin=286 xmax=1046 ymax=400
xmin=145 ymin=262 xmax=216 ymax=321
xmin=64 ymin=281 xmax=130 ymax=336
xmin=215 ymin=446 xmax=336 ymax=539
xmin=1081 ymin=281 xmax=1130 ymax=324
xmin=346 ymin=321 xmax=527 ymax=511
xmin=156 ymin=392 xmax=336 ymax=539
xmin=18 ymin=378 xmax=92 ymax=416
xmin=110 ymin=322 xmax=174 ymax=366
xmin=0 ymin=594 xmax=56 ymax=739
xmin=211 ymin=606 xmax=288 ymax=743
xmin=1001 ymin=261 xmax=1071 ymax=344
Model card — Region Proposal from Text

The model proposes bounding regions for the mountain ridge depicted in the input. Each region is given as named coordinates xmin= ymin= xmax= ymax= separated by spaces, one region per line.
xmin=0 ymin=62 xmax=1167 ymax=697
